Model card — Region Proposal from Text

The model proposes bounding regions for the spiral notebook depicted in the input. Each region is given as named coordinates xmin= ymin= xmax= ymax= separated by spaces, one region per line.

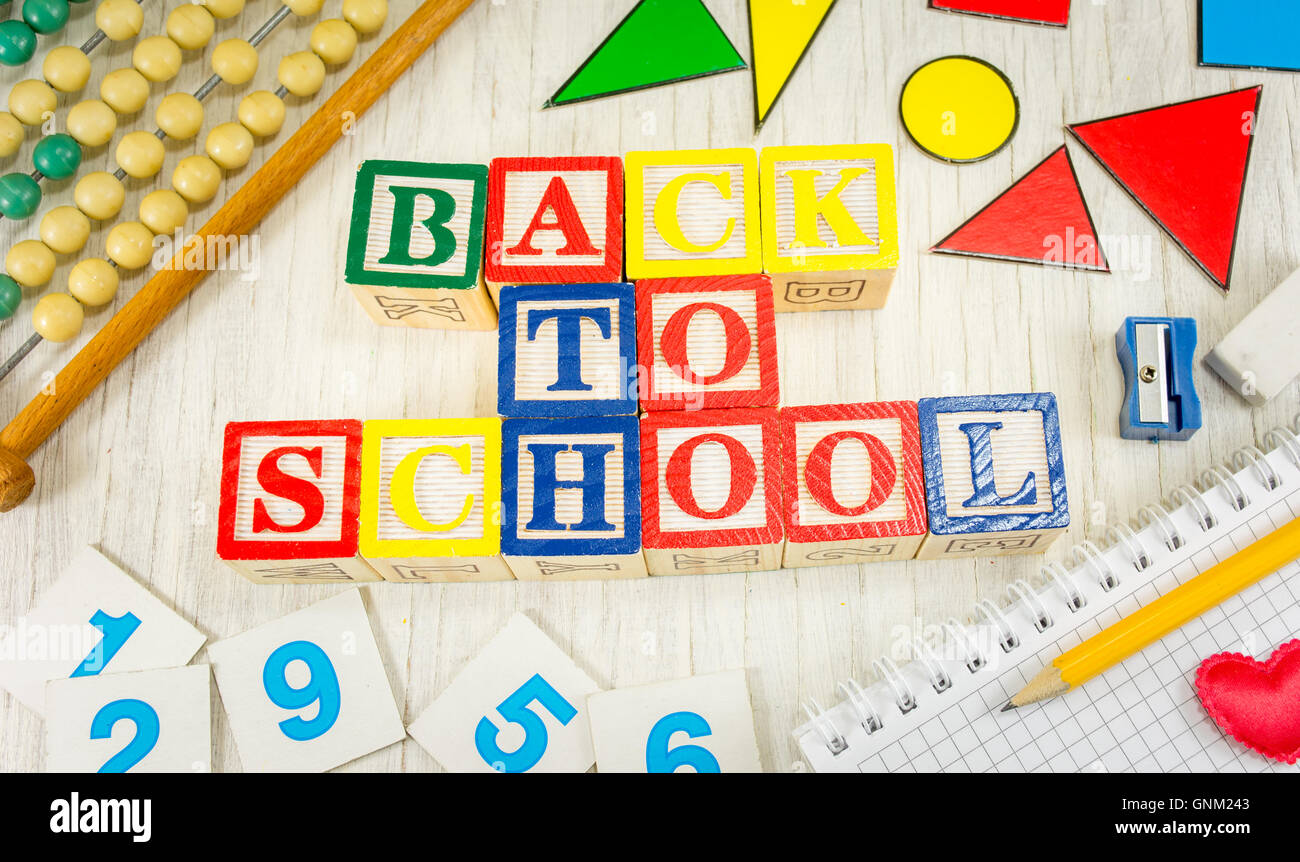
xmin=795 ymin=422 xmax=1300 ymax=773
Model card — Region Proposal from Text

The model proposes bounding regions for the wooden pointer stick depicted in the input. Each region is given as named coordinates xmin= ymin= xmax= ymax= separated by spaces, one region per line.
xmin=0 ymin=0 xmax=477 ymax=512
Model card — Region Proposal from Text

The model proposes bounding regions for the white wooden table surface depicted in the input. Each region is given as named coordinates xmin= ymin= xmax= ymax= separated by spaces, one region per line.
xmin=2 ymin=0 xmax=1298 ymax=772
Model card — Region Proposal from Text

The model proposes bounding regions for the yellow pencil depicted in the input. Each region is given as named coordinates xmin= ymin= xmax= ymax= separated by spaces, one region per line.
xmin=1005 ymin=514 xmax=1300 ymax=710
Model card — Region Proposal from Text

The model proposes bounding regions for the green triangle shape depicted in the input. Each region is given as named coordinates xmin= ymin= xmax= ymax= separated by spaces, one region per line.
xmin=546 ymin=0 xmax=746 ymax=107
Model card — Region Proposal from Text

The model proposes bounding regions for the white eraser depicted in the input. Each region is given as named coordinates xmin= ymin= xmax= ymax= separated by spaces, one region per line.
xmin=1206 ymin=266 xmax=1300 ymax=406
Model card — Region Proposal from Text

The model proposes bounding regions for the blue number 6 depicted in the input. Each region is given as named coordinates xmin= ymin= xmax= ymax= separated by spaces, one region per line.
xmin=90 ymin=698 xmax=160 ymax=773
xmin=262 ymin=640 xmax=341 ymax=741
xmin=474 ymin=674 xmax=576 ymax=772
xmin=645 ymin=711 xmax=721 ymax=773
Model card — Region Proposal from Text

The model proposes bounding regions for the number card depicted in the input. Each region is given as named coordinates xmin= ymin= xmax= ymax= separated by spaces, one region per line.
xmin=45 ymin=665 xmax=211 ymax=773
xmin=586 ymin=669 xmax=761 ymax=773
xmin=218 ymin=419 xmax=381 ymax=584
xmin=635 ymin=274 xmax=779 ymax=411
xmin=359 ymin=417 xmax=513 ymax=582
xmin=917 ymin=393 xmax=1070 ymax=559
xmin=0 ymin=546 xmax=205 ymax=716
xmin=207 ymin=590 xmax=404 ymax=772
xmin=780 ymin=402 xmax=928 ymax=567
xmin=406 ymin=613 xmax=601 ymax=773
xmin=497 ymin=283 xmax=638 ymax=417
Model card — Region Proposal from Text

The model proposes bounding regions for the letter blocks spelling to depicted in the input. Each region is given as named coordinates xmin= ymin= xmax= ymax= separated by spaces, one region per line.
xmin=781 ymin=402 xmax=928 ymax=568
xmin=501 ymin=416 xmax=646 ymax=580
xmin=760 ymin=144 xmax=900 ymax=312
xmin=345 ymin=160 xmax=496 ymax=331
xmin=359 ymin=418 xmax=513 ymax=582
xmin=484 ymin=156 xmax=624 ymax=300
xmin=636 ymin=274 xmax=779 ymax=411
xmin=641 ymin=408 xmax=784 ymax=576
xmin=916 ymin=393 xmax=1069 ymax=559
xmin=218 ymin=420 xmax=381 ymax=583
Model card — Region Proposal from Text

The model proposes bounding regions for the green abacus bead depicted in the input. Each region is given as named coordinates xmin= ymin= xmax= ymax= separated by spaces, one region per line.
xmin=32 ymin=132 xmax=81 ymax=179
xmin=22 ymin=0 xmax=69 ymax=35
xmin=0 ymin=172 xmax=41 ymax=219
xmin=0 ymin=274 xmax=20 ymax=320
xmin=0 ymin=20 xmax=37 ymax=66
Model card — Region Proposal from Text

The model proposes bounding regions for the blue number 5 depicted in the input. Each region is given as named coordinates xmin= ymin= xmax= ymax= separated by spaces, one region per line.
xmin=262 ymin=640 xmax=341 ymax=741
xmin=71 ymin=610 xmax=141 ymax=677
xmin=645 ymin=711 xmax=721 ymax=773
xmin=91 ymin=698 xmax=160 ymax=773
xmin=474 ymin=674 xmax=576 ymax=772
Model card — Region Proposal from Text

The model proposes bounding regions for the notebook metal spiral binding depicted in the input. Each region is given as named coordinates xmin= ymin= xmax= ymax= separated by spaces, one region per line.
xmin=800 ymin=416 xmax=1300 ymax=757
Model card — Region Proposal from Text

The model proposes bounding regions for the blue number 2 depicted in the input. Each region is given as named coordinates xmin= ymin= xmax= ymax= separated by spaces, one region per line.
xmin=645 ymin=711 xmax=721 ymax=773
xmin=71 ymin=610 xmax=141 ymax=677
xmin=474 ymin=674 xmax=577 ymax=772
xmin=90 ymin=698 xmax=160 ymax=773
xmin=262 ymin=640 xmax=341 ymax=741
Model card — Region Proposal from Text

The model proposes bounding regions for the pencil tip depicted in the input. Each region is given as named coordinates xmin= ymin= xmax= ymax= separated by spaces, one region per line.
xmin=1000 ymin=700 xmax=1018 ymax=712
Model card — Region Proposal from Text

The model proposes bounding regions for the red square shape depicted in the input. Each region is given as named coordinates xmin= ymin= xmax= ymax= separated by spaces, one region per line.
xmin=484 ymin=156 xmax=624 ymax=285
xmin=781 ymin=402 xmax=927 ymax=544
xmin=217 ymin=420 xmax=363 ymax=561
xmin=641 ymin=408 xmax=783 ymax=549
xmin=929 ymin=0 xmax=1070 ymax=27
xmin=636 ymin=274 xmax=779 ymax=411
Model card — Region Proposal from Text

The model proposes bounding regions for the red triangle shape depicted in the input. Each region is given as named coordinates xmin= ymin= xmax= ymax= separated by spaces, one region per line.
xmin=932 ymin=146 xmax=1108 ymax=271
xmin=1067 ymin=86 xmax=1261 ymax=290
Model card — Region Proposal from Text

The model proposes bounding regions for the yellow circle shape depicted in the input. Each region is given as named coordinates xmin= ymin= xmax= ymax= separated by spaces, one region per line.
xmin=900 ymin=56 xmax=1019 ymax=164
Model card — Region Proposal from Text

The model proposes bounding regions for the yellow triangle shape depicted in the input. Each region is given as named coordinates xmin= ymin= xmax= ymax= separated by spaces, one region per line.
xmin=749 ymin=0 xmax=837 ymax=128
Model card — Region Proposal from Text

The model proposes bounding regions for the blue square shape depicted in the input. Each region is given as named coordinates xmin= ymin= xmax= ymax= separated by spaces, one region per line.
xmin=1200 ymin=0 xmax=1300 ymax=72
xmin=497 ymin=283 xmax=638 ymax=417
xmin=918 ymin=393 xmax=1069 ymax=535
xmin=501 ymin=416 xmax=641 ymax=556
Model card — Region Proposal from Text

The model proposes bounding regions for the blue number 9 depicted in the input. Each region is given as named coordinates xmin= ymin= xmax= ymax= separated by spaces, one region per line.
xmin=262 ymin=640 xmax=341 ymax=741
xmin=474 ymin=674 xmax=577 ymax=773
xmin=645 ymin=711 xmax=721 ymax=773
xmin=91 ymin=698 xmax=160 ymax=773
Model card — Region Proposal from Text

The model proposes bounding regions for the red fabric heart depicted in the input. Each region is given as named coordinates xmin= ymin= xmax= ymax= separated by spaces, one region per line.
xmin=1195 ymin=639 xmax=1300 ymax=765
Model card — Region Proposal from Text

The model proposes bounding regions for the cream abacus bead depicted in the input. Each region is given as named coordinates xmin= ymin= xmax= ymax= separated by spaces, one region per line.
xmin=100 ymin=68 xmax=150 ymax=114
xmin=172 ymin=155 xmax=222 ymax=204
xmin=65 ymin=100 xmax=117 ymax=148
xmin=96 ymin=0 xmax=145 ymax=41
xmin=134 ymin=36 xmax=184 ymax=83
xmin=6 ymin=239 xmax=57 ymax=288
xmin=138 ymin=189 xmax=188 ymax=235
xmin=237 ymin=90 xmax=284 ymax=137
xmin=116 ymin=130 xmax=166 ymax=179
xmin=283 ymin=0 xmax=324 ymax=16
xmin=310 ymin=19 xmax=357 ymax=65
xmin=155 ymin=92 xmax=204 ymax=140
xmin=32 ymin=292 xmax=84 ymax=342
xmin=106 ymin=221 xmax=154 ymax=270
xmin=43 ymin=46 xmax=92 ymax=94
xmin=68 ymin=258 xmax=119 ymax=306
xmin=203 ymin=0 xmax=245 ymax=19
xmin=166 ymin=3 xmax=216 ymax=51
xmin=0 ymin=113 xmax=23 ymax=158
xmin=278 ymin=51 xmax=326 ymax=97
xmin=342 ymin=0 xmax=386 ymax=35
xmin=74 ymin=171 xmax=125 ymax=220
xmin=39 ymin=206 xmax=91 ymax=255
xmin=212 ymin=38 xmax=258 ymax=85
xmin=205 ymin=122 xmax=254 ymax=170
xmin=9 ymin=80 xmax=56 ymax=126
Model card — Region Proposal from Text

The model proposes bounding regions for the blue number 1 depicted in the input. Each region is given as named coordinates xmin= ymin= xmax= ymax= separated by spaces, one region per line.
xmin=262 ymin=640 xmax=341 ymax=741
xmin=90 ymin=698 xmax=160 ymax=773
xmin=474 ymin=674 xmax=577 ymax=772
xmin=645 ymin=711 xmax=721 ymax=773
xmin=71 ymin=610 xmax=141 ymax=677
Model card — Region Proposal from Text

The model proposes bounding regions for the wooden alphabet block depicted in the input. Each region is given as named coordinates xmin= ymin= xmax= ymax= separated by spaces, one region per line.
xmin=484 ymin=156 xmax=624 ymax=299
xmin=625 ymin=147 xmax=761 ymax=279
xmin=497 ymin=283 xmax=638 ymax=417
xmin=407 ymin=613 xmax=601 ymax=773
xmin=0 ymin=547 xmax=206 ymax=716
xmin=501 ymin=416 xmax=647 ymax=580
xmin=760 ymin=143 xmax=900 ymax=312
xmin=586 ymin=669 xmax=762 ymax=772
xmin=916 ymin=393 xmax=1070 ymax=559
xmin=635 ymin=274 xmax=779 ymax=411
xmin=344 ymin=160 xmax=497 ymax=331
xmin=358 ymin=418 xmax=513 ymax=582
xmin=780 ymin=401 xmax=927 ymax=568
xmin=206 ymin=590 xmax=405 ymax=772
xmin=45 ymin=665 xmax=211 ymax=773
xmin=641 ymin=408 xmax=783 ymax=576
xmin=218 ymin=420 xmax=381 ymax=584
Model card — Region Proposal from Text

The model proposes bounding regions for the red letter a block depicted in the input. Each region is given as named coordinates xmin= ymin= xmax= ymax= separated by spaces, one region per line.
xmin=781 ymin=402 xmax=927 ymax=567
xmin=636 ymin=274 xmax=779 ymax=411
xmin=641 ymin=408 xmax=783 ymax=575
xmin=217 ymin=420 xmax=380 ymax=583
